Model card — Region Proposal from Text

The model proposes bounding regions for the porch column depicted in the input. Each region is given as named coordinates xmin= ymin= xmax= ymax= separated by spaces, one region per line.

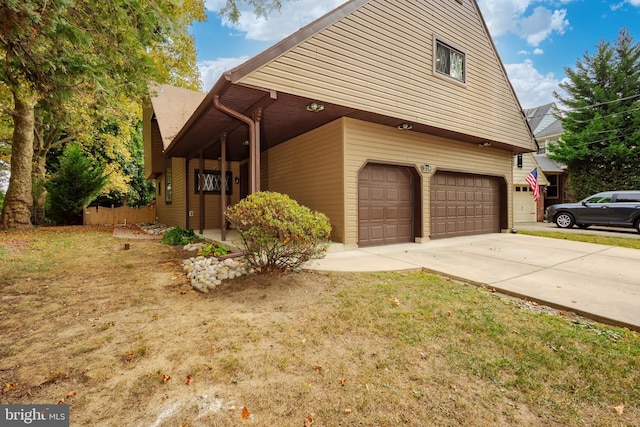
xmin=220 ymin=133 xmax=227 ymax=242
xmin=199 ymin=150 xmax=205 ymax=234
xmin=253 ymin=108 xmax=263 ymax=192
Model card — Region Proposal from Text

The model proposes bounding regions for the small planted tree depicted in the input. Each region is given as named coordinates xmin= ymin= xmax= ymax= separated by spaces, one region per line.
xmin=46 ymin=144 xmax=108 ymax=225
xmin=225 ymin=192 xmax=331 ymax=271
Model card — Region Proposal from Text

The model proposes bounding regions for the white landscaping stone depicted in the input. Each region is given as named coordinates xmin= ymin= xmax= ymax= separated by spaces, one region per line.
xmin=182 ymin=254 xmax=252 ymax=292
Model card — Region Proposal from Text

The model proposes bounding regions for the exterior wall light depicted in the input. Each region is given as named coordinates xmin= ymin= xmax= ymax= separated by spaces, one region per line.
xmin=396 ymin=123 xmax=413 ymax=130
xmin=306 ymin=102 xmax=325 ymax=112
xmin=242 ymin=140 xmax=250 ymax=146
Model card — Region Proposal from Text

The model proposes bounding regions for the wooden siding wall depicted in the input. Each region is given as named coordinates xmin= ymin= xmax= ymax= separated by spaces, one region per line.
xmin=343 ymin=118 xmax=513 ymax=245
xmin=155 ymin=157 xmax=186 ymax=228
xmin=143 ymin=106 xmax=166 ymax=179
xmin=239 ymin=0 xmax=533 ymax=151
xmin=262 ymin=119 xmax=345 ymax=242
xmin=185 ymin=159 xmax=241 ymax=230
xmin=143 ymin=104 xmax=153 ymax=179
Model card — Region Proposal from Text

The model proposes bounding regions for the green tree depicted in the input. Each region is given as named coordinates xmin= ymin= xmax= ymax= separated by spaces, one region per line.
xmin=0 ymin=1 xmax=171 ymax=229
xmin=217 ymin=0 xmax=283 ymax=21
xmin=46 ymin=143 xmax=108 ymax=225
xmin=551 ymin=28 xmax=640 ymax=200
xmin=1 ymin=0 xmax=287 ymax=230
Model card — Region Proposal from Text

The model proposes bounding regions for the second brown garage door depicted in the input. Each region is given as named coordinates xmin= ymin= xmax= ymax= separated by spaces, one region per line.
xmin=359 ymin=164 xmax=414 ymax=246
xmin=430 ymin=171 xmax=500 ymax=239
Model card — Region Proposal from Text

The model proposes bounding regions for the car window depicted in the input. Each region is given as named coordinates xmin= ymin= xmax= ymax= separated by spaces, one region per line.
xmin=585 ymin=194 xmax=612 ymax=203
xmin=615 ymin=193 xmax=640 ymax=202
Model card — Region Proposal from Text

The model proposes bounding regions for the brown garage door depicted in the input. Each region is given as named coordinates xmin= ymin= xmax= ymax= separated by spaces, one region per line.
xmin=359 ymin=164 xmax=413 ymax=246
xmin=431 ymin=171 xmax=500 ymax=239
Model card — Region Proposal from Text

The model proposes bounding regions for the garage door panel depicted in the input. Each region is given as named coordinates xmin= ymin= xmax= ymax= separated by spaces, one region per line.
xmin=359 ymin=164 xmax=414 ymax=246
xmin=430 ymin=171 xmax=500 ymax=239
xmin=370 ymin=206 xmax=384 ymax=220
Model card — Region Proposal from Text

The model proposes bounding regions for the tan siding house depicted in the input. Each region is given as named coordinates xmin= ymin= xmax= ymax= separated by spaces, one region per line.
xmin=144 ymin=0 xmax=536 ymax=247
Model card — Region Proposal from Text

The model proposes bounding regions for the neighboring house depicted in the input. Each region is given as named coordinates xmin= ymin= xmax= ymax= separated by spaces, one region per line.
xmin=143 ymin=0 xmax=536 ymax=248
xmin=512 ymin=153 xmax=549 ymax=223
xmin=524 ymin=103 xmax=573 ymax=211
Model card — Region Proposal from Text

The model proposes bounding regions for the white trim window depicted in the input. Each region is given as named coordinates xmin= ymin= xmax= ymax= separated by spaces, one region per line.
xmin=435 ymin=39 xmax=466 ymax=83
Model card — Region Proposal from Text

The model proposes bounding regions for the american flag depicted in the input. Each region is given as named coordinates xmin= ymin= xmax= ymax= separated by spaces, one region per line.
xmin=525 ymin=168 xmax=540 ymax=202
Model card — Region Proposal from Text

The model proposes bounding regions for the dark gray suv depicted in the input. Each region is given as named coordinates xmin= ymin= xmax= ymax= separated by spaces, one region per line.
xmin=545 ymin=191 xmax=640 ymax=233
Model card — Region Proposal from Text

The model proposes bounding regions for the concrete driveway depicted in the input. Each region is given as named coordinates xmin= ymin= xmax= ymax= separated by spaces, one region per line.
xmin=306 ymin=230 xmax=640 ymax=331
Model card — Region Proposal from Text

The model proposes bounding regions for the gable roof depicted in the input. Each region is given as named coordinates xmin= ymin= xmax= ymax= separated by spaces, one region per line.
xmin=149 ymin=84 xmax=206 ymax=150
xmin=524 ymin=102 xmax=563 ymax=138
xmin=165 ymin=0 xmax=535 ymax=160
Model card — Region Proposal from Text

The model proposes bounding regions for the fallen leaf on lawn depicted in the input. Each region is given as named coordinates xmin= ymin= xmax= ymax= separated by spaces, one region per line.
xmin=283 ymin=237 xmax=291 ymax=244
xmin=314 ymin=365 xmax=322 ymax=371
xmin=447 ymin=311 xmax=452 ymax=317
xmin=185 ymin=374 xmax=193 ymax=385
xmin=125 ymin=353 xmax=135 ymax=360
xmin=180 ymin=290 xmax=187 ymax=295
xmin=241 ymin=406 xmax=250 ymax=421
xmin=511 ymin=330 xmax=520 ymax=334
xmin=611 ymin=405 xmax=624 ymax=415
xmin=57 ymin=399 xmax=64 ymax=404
xmin=393 ymin=298 xmax=400 ymax=306
xmin=3 ymin=382 xmax=18 ymax=393
xmin=343 ymin=408 xmax=352 ymax=414
xmin=339 ymin=378 xmax=347 ymax=386
xmin=162 ymin=374 xmax=171 ymax=383
xmin=516 ymin=353 xmax=523 ymax=360
xmin=65 ymin=391 xmax=77 ymax=398
xmin=490 ymin=288 xmax=496 ymax=293
xmin=303 ymin=416 xmax=314 ymax=426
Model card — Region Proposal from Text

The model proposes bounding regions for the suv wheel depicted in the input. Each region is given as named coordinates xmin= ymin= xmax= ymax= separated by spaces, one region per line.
xmin=555 ymin=212 xmax=575 ymax=229
xmin=635 ymin=218 xmax=640 ymax=234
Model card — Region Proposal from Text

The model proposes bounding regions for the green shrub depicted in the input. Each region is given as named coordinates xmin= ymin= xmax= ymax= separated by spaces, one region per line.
xmin=225 ymin=191 xmax=331 ymax=271
xmin=161 ymin=227 xmax=199 ymax=245
xmin=46 ymin=143 xmax=108 ymax=225
xmin=197 ymin=243 xmax=230 ymax=258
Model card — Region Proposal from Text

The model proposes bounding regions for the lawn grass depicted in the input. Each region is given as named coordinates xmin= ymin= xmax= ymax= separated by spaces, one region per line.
xmin=518 ymin=229 xmax=640 ymax=249
xmin=0 ymin=226 xmax=638 ymax=425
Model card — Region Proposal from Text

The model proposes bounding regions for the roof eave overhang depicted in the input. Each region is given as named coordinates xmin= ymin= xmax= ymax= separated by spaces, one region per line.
xmin=164 ymin=77 xmax=232 ymax=157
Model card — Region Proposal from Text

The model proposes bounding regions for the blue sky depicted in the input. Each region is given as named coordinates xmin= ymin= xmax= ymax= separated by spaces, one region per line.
xmin=192 ymin=0 xmax=640 ymax=109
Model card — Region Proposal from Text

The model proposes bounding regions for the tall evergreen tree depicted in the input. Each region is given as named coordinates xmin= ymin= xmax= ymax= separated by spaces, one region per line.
xmin=551 ymin=28 xmax=640 ymax=200
xmin=46 ymin=144 xmax=108 ymax=225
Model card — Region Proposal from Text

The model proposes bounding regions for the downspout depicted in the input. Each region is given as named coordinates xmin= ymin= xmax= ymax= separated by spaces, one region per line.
xmin=213 ymin=95 xmax=259 ymax=194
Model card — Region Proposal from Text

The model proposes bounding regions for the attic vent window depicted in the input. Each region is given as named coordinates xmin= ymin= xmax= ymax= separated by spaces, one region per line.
xmin=435 ymin=39 xmax=466 ymax=83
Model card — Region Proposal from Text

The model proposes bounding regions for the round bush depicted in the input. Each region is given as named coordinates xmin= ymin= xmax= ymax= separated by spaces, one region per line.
xmin=225 ymin=192 xmax=331 ymax=271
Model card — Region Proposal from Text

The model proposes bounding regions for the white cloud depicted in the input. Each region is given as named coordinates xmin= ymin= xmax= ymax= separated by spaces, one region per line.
xmin=477 ymin=0 xmax=569 ymax=46
xmin=206 ymin=0 xmax=346 ymax=42
xmin=504 ymin=59 xmax=562 ymax=108
xmin=519 ymin=7 xmax=568 ymax=45
xmin=533 ymin=48 xmax=544 ymax=55
xmin=198 ymin=56 xmax=250 ymax=91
